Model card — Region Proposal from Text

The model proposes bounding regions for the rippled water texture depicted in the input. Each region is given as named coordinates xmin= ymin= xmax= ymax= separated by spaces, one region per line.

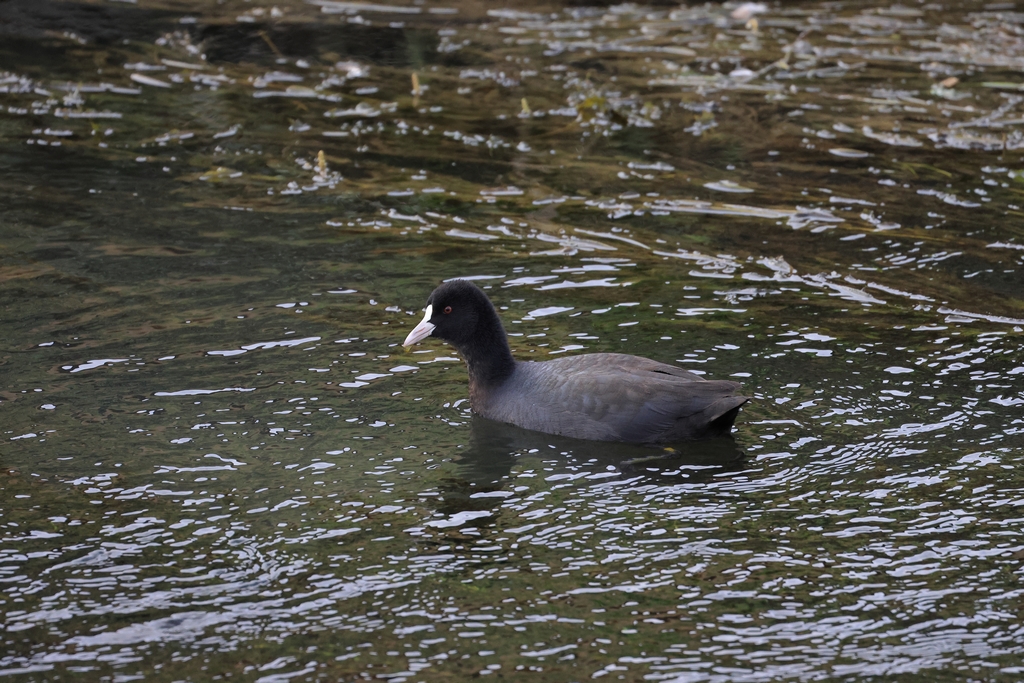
xmin=2 ymin=0 xmax=1024 ymax=680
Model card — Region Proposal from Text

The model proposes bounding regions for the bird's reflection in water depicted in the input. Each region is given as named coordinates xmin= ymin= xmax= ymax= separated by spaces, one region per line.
xmin=434 ymin=417 xmax=746 ymax=516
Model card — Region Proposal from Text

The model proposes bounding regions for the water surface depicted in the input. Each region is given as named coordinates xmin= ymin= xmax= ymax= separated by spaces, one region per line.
xmin=1 ymin=0 xmax=1023 ymax=680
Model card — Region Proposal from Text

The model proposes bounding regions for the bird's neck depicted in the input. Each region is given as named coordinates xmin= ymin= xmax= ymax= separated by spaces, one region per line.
xmin=459 ymin=312 xmax=516 ymax=390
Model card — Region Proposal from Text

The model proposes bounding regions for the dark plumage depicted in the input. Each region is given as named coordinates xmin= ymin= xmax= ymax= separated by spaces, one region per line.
xmin=403 ymin=279 xmax=749 ymax=443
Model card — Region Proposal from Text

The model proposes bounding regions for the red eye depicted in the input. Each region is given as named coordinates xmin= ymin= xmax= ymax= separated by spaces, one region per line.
xmin=443 ymin=306 xmax=452 ymax=314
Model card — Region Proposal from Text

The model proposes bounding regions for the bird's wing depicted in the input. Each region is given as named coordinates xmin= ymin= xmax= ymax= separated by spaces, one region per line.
xmin=487 ymin=355 xmax=744 ymax=442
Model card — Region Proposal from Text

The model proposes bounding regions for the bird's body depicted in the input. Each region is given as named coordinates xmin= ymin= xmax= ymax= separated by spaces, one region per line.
xmin=473 ymin=353 xmax=746 ymax=442
xmin=403 ymin=280 xmax=749 ymax=444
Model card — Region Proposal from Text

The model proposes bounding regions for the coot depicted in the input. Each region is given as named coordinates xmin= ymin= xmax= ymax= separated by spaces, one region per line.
xmin=402 ymin=280 xmax=749 ymax=443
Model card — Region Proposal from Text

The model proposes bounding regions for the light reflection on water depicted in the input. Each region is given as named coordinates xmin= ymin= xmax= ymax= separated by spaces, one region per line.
xmin=2 ymin=0 xmax=1024 ymax=680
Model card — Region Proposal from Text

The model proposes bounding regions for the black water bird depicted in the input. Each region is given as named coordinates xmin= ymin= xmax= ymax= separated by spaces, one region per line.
xmin=402 ymin=279 xmax=749 ymax=443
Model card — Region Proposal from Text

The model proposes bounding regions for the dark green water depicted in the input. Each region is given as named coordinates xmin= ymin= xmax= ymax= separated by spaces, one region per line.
xmin=1 ymin=0 xmax=1023 ymax=680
